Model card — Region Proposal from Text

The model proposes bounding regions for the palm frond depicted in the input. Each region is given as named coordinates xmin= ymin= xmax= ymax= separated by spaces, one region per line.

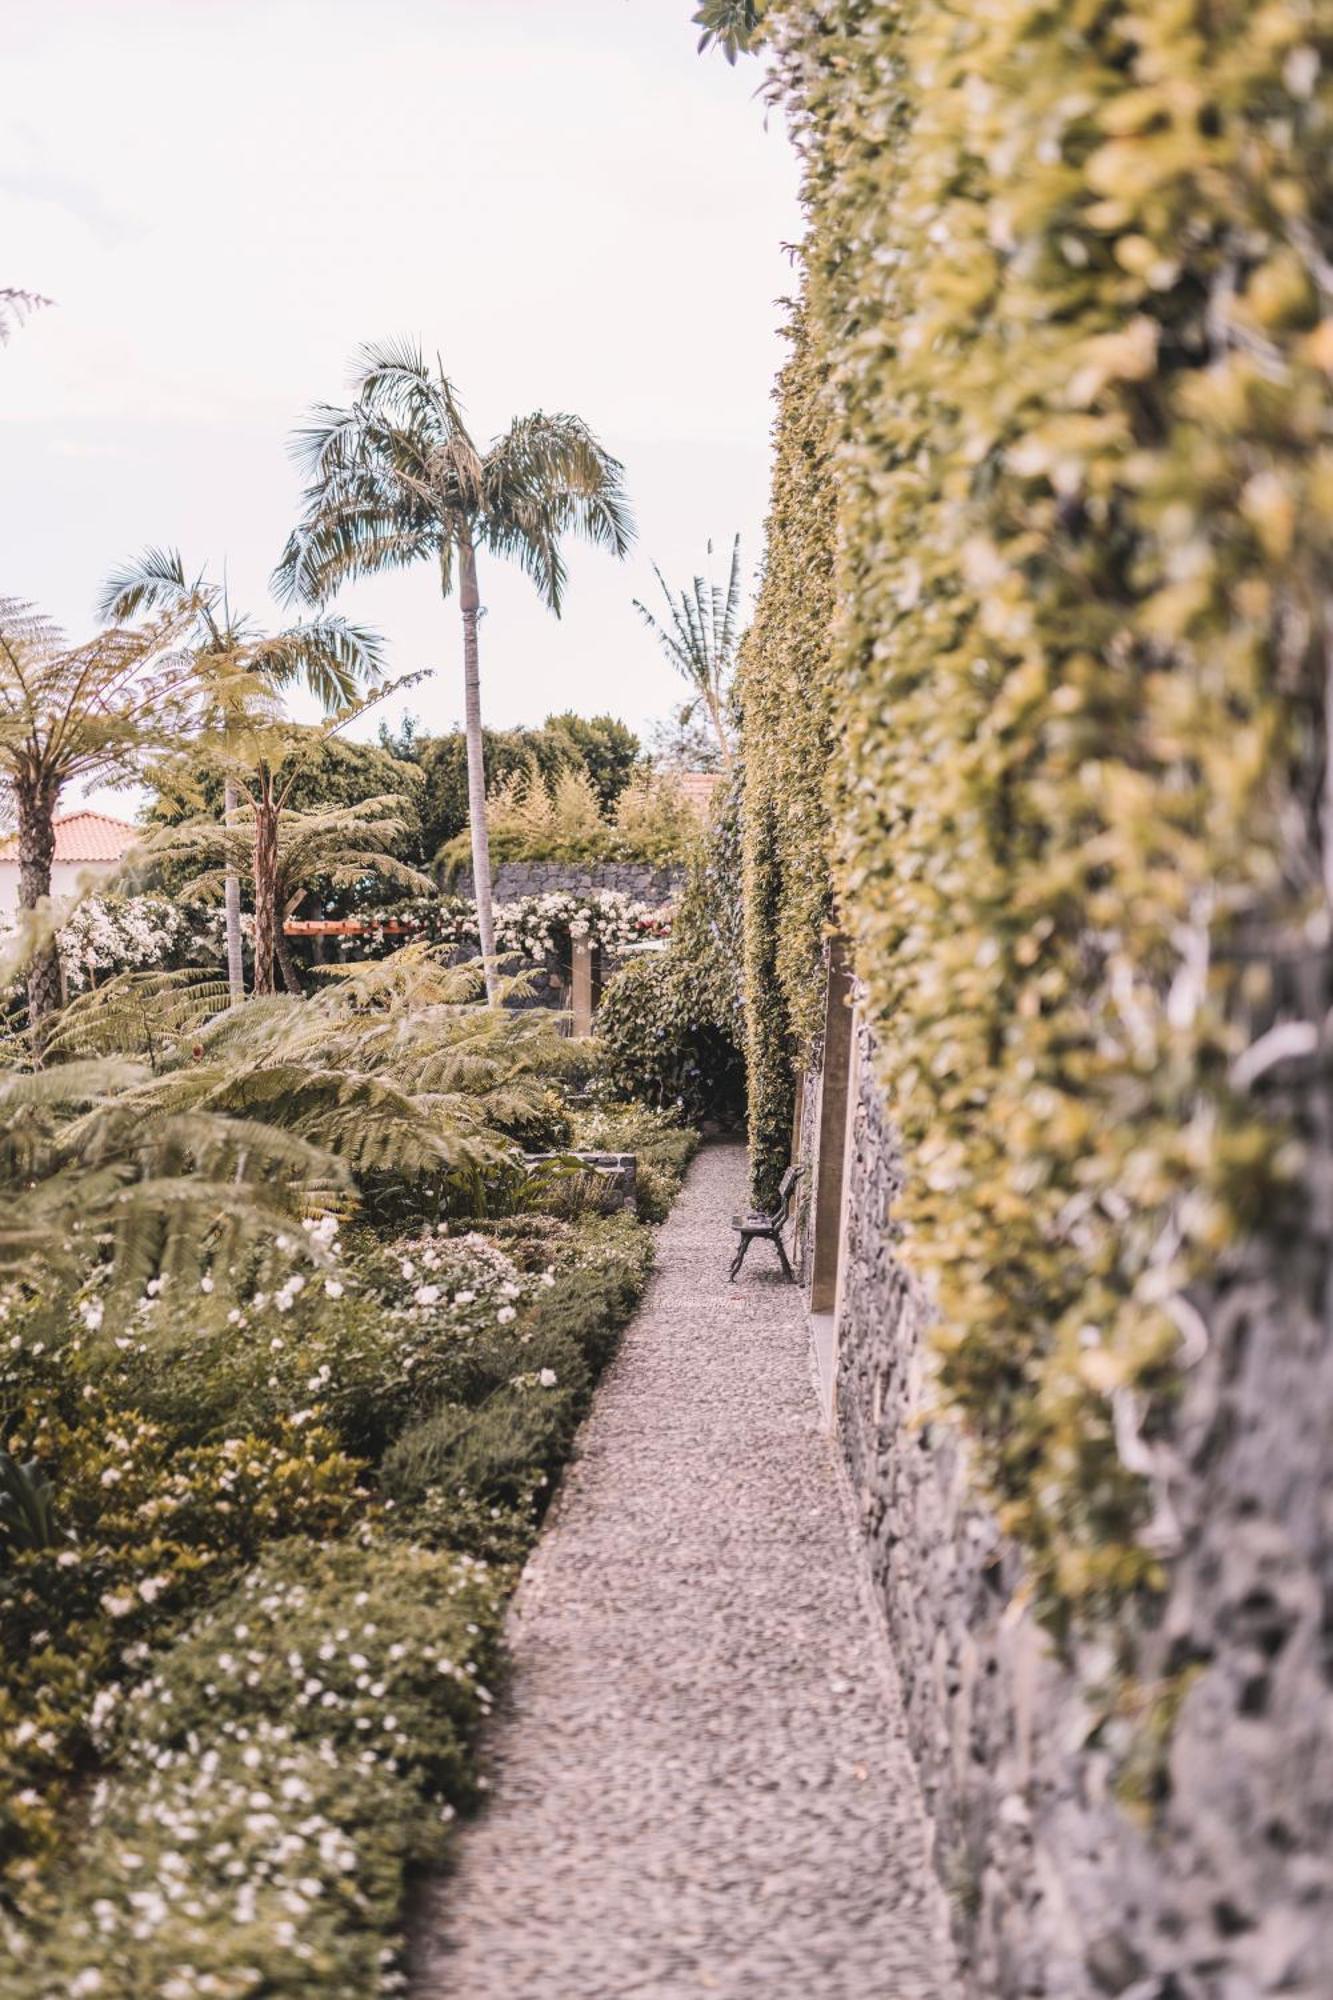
xmin=96 ymin=545 xmax=195 ymax=624
xmin=243 ymin=617 xmax=385 ymax=708
xmin=0 ymin=289 xmax=52 ymax=343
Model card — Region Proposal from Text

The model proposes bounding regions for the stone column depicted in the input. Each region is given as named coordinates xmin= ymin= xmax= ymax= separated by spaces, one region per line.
xmin=571 ymin=939 xmax=595 ymax=1037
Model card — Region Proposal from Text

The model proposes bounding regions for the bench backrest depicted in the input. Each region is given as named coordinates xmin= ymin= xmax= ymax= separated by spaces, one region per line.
xmin=773 ymin=1164 xmax=802 ymax=1225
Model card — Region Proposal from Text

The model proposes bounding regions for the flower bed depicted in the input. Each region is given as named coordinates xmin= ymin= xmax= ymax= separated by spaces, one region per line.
xmin=1 ymin=1194 xmax=667 ymax=1994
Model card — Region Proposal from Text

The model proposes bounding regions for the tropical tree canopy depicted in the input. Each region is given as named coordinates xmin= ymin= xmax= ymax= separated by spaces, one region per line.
xmin=692 ymin=0 xmax=766 ymax=62
xmin=274 ymin=341 xmax=635 ymax=616
xmin=633 ymin=535 xmax=742 ymax=767
xmin=99 ymin=547 xmax=385 ymax=1001
xmin=148 ymin=792 xmax=435 ymax=994
xmin=98 ymin=548 xmax=383 ymax=715
xmin=273 ymin=339 xmax=635 ymax=1003
xmin=0 ymin=595 xmax=199 ymax=1022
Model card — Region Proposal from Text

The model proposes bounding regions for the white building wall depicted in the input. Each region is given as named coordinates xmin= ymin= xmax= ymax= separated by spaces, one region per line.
xmin=0 ymin=858 xmax=124 ymax=925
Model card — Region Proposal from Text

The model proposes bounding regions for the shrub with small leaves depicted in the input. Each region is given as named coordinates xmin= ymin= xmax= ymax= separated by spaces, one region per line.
xmin=7 ymin=1536 xmax=504 ymax=2000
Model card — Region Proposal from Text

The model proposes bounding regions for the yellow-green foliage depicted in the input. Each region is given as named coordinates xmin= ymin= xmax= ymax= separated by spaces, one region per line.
xmin=439 ymin=758 xmax=698 ymax=873
xmin=738 ymin=307 xmax=837 ymax=1203
xmin=751 ymin=0 xmax=1333 ymax=1624
xmin=611 ymin=767 xmax=701 ymax=864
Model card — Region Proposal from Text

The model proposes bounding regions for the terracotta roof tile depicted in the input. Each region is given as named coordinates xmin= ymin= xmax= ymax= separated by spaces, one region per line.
xmin=0 ymin=811 xmax=140 ymax=864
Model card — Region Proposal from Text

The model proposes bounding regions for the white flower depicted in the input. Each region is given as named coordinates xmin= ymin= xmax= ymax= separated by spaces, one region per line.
xmin=101 ymin=1592 xmax=136 ymax=1619
xmin=538 ymin=1368 xmax=558 ymax=1388
xmin=412 ymin=1284 xmax=441 ymax=1307
xmin=324 ymin=1279 xmax=344 ymax=1300
xmin=199 ymin=1275 xmax=214 ymax=1295
xmin=453 ymin=1290 xmax=475 ymax=1306
xmin=496 ymin=1305 xmax=517 ymax=1325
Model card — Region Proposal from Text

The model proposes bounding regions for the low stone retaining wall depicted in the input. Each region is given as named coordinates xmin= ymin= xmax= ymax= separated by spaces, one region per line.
xmin=811 ymin=1020 xmax=1331 ymax=1998
xmin=449 ymin=861 xmax=683 ymax=905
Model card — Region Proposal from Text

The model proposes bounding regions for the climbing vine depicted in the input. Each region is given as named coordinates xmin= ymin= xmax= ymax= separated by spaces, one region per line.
xmin=742 ymin=0 xmax=1333 ymax=1627
xmin=738 ymin=307 xmax=837 ymax=1206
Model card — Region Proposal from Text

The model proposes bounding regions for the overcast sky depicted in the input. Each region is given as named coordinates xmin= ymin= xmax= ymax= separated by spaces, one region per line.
xmin=2 ymin=0 xmax=800 ymax=781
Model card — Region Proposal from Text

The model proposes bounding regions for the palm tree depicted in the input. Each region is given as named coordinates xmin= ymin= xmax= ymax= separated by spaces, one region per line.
xmin=0 ymin=596 xmax=197 ymax=1025
xmin=99 ymin=550 xmax=383 ymax=1003
xmin=633 ymin=535 xmax=741 ymax=769
xmin=274 ymin=340 xmax=635 ymax=1003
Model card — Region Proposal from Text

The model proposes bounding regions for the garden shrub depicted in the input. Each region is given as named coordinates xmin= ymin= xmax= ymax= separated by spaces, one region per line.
xmin=594 ymin=778 xmax=747 ymax=1126
xmin=610 ymin=767 xmax=701 ymax=864
xmin=408 ymin=714 xmax=639 ymax=859
xmin=568 ymin=1104 xmax=699 ymax=1221
xmin=7 ymin=1536 xmax=504 ymax=1999
xmin=47 ymin=1227 xmax=535 ymax=1463
xmin=381 ymin=1214 xmax=653 ymax=1514
xmin=1 ymin=914 xmax=685 ymax=1985
xmin=0 ymin=1402 xmax=360 ymax=1883
xmin=438 ymin=758 xmax=699 ymax=877
xmin=381 ymin=1386 xmax=581 ymax=1513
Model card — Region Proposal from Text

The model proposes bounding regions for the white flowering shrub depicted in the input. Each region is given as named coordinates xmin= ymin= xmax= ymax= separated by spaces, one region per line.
xmin=52 ymin=895 xmax=224 ymax=994
xmin=9 ymin=1537 xmax=503 ymax=2000
xmin=353 ymin=888 xmax=670 ymax=962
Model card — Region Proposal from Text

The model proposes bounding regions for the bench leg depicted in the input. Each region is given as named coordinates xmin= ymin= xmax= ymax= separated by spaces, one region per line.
xmin=729 ymin=1233 xmax=752 ymax=1282
xmin=774 ymin=1233 xmax=796 ymax=1284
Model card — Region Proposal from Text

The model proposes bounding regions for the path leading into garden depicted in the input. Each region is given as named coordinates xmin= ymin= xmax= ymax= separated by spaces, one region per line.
xmin=410 ymin=1142 xmax=958 ymax=2000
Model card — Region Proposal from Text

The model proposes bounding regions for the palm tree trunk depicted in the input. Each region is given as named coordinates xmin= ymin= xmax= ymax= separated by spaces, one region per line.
xmin=703 ymin=685 xmax=734 ymax=771
xmin=223 ymin=777 xmax=245 ymax=1005
xmin=17 ymin=779 xmax=62 ymax=1027
xmin=456 ymin=538 xmax=499 ymax=1005
xmin=251 ymin=796 xmax=279 ymax=997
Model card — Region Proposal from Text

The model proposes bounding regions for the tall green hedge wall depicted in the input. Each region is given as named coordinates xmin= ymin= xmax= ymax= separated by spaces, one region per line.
xmin=744 ymin=0 xmax=1333 ymax=1627
xmin=738 ymin=308 xmax=837 ymax=1205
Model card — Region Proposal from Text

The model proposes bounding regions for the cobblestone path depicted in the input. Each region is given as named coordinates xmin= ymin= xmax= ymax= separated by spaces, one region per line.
xmin=410 ymin=1142 xmax=958 ymax=2000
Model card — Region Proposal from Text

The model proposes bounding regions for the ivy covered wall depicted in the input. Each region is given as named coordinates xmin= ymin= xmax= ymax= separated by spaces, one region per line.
xmin=738 ymin=307 xmax=837 ymax=1207
xmin=742 ymin=0 xmax=1333 ymax=1633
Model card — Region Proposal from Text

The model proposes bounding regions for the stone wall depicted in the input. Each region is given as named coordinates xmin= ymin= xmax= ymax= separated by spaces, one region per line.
xmin=821 ymin=1020 xmax=1332 ymax=1999
xmin=449 ymin=861 xmax=683 ymax=906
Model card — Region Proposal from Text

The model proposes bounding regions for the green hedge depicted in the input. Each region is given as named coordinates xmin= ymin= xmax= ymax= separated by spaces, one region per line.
xmin=595 ymin=775 xmax=747 ymax=1127
xmin=737 ymin=305 xmax=837 ymax=1206
xmin=742 ymin=0 xmax=1333 ymax=1628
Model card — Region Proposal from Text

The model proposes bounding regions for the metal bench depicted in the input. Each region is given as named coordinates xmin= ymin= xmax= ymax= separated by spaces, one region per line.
xmin=729 ymin=1165 xmax=802 ymax=1283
